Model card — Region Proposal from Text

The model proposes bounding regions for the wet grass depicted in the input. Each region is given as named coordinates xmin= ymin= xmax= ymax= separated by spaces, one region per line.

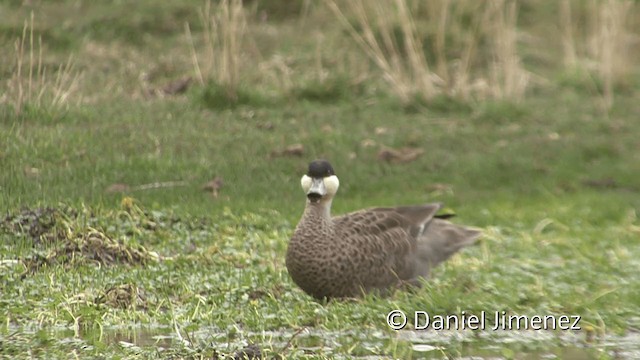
xmin=2 ymin=0 xmax=640 ymax=359
xmin=2 ymin=199 xmax=639 ymax=358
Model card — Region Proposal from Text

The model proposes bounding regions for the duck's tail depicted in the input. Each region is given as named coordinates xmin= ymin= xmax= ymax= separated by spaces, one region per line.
xmin=413 ymin=220 xmax=481 ymax=277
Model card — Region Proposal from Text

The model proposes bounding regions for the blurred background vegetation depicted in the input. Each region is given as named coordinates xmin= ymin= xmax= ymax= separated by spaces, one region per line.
xmin=1 ymin=0 xmax=638 ymax=220
xmin=1 ymin=1 xmax=640 ymax=358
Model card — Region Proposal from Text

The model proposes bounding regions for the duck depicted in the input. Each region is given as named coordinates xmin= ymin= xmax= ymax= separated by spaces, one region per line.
xmin=286 ymin=159 xmax=481 ymax=299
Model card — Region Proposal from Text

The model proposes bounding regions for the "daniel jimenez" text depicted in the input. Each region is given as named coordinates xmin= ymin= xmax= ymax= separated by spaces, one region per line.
xmin=386 ymin=310 xmax=581 ymax=331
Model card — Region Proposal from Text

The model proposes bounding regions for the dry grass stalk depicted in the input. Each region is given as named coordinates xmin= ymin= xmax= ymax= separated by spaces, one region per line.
xmin=559 ymin=0 xmax=635 ymax=109
xmin=560 ymin=0 xmax=578 ymax=67
xmin=427 ymin=0 xmax=451 ymax=89
xmin=447 ymin=1 xmax=486 ymax=99
xmin=486 ymin=0 xmax=529 ymax=101
xmin=186 ymin=0 xmax=247 ymax=99
xmin=4 ymin=12 xmax=82 ymax=116
xmin=258 ymin=54 xmax=294 ymax=93
xmin=589 ymin=0 xmax=633 ymax=108
xmin=325 ymin=0 xmax=530 ymax=103
xmin=325 ymin=0 xmax=436 ymax=103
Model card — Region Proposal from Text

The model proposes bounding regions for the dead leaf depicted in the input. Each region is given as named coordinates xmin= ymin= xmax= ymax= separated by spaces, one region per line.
xmin=232 ymin=344 xmax=262 ymax=360
xmin=203 ymin=177 xmax=224 ymax=198
xmin=271 ymin=143 xmax=304 ymax=158
xmin=96 ymin=283 xmax=146 ymax=310
xmin=375 ymin=127 xmax=388 ymax=135
xmin=547 ymin=132 xmax=560 ymax=140
xmin=425 ymin=183 xmax=454 ymax=196
xmin=256 ymin=121 xmax=274 ymax=130
xmin=161 ymin=76 xmax=192 ymax=95
xmin=582 ymin=177 xmax=618 ymax=189
xmin=142 ymin=76 xmax=192 ymax=99
xmin=106 ymin=183 xmax=130 ymax=193
xmin=426 ymin=183 xmax=453 ymax=192
xmin=360 ymin=139 xmax=376 ymax=148
xmin=377 ymin=146 xmax=424 ymax=164
xmin=24 ymin=166 xmax=40 ymax=178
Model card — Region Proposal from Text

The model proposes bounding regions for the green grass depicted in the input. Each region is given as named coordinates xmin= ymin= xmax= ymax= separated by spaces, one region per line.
xmin=1 ymin=1 xmax=640 ymax=359
xmin=2 ymin=200 xmax=638 ymax=358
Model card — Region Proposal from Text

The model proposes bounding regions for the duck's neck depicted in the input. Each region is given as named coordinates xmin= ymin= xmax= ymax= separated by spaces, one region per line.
xmin=294 ymin=199 xmax=334 ymax=248
xmin=303 ymin=199 xmax=333 ymax=221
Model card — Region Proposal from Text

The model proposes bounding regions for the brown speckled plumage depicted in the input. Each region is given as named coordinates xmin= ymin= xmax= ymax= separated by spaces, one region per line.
xmin=286 ymin=160 xmax=481 ymax=299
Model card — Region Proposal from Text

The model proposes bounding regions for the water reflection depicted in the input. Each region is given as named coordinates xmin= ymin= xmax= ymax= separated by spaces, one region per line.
xmin=80 ymin=325 xmax=174 ymax=348
xmin=27 ymin=325 xmax=640 ymax=359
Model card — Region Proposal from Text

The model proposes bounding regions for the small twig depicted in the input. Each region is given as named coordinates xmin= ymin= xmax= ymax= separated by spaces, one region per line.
xmin=132 ymin=181 xmax=188 ymax=191
xmin=279 ymin=327 xmax=306 ymax=353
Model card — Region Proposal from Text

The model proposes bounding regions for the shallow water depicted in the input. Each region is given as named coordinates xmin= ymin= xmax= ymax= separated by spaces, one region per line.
xmin=8 ymin=324 xmax=640 ymax=358
xmin=82 ymin=325 xmax=640 ymax=359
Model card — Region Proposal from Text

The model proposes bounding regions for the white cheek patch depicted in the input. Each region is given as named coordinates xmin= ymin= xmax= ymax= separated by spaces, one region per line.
xmin=301 ymin=175 xmax=312 ymax=192
xmin=323 ymin=175 xmax=340 ymax=195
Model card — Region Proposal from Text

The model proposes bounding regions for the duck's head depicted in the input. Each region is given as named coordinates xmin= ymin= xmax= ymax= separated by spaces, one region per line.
xmin=301 ymin=159 xmax=340 ymax=204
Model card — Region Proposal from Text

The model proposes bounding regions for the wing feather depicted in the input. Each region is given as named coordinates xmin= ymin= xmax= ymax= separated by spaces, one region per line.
xmin=331 ymin=203 xmax=443 ymax=283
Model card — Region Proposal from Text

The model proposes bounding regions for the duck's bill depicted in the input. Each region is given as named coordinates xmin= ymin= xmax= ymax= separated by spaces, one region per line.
xmin=307 ymin=178 xmax=326 ymax=202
